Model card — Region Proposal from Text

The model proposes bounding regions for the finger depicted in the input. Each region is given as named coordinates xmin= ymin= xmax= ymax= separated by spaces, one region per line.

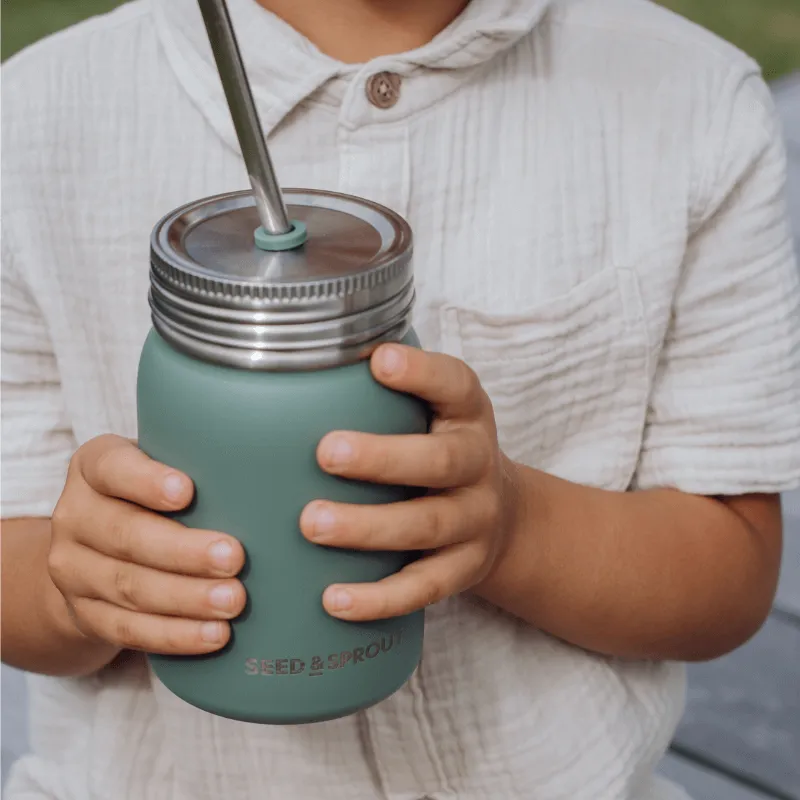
xmin=321 ymin=543 xmax=484 ymax=621
xmin=316 ymin=428 xmax=489 ymax=488
xmin=301 ymin=490 xmax=486 ymax=551
xmin=72 ymin=597 xmax=231 ymax=655
xmin=370 ymin=345 xmax=487 ymax=420
xmin=57 ymin=545 xmax=246 ymax=620
xmin=68 ymin=494 xmax=244 ymax=578
xmin=78 ymin=435 xmax=193 ymax=511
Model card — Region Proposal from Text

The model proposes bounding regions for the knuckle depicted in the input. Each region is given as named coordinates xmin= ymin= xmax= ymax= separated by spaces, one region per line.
xmin=166 ymin=581 xmax=193 ymax=616
xmin=357 ymin=512 xmax=380 ymax=548
xmin=376 ymin=592 xmax=394 ymax=620
xmin=151 ymin=525 xmax=188 ymax=569
xmin=91 ymin=446 xmax=118 ymax=490
xmin=402 ymin=523 xmax=429 ymax=552
xmin=94 ymin=434 xmax=128 ymax=457
xmin=162 ymin=625 xmax=190 ymax=654
xmin=108 ymin=516 xmax=136 ymax=560
xmin=460 ymin=365 xmax=481 ymax=400
xmin=428 ymin=502 xmax=458 ymax=545
xmin=66 ymin=450 xmax=82 ymax=481
xmin=376 ymin=441 xmax=393 ymax=478
xmin=469 ymin=538 xmax=494 ymax=576
xmin=434 ymin=441 xmax=456 ymax=480
xmin=475 ymin=430 xmax=495 ymax=468
xmin=87 ymin=436 xmax=133 ymax=492
xmin=50 ymin=499 xmax=72 ymax=536
xmin=419 ymin=575 xmax=446 ymax=608
xmin=113 ymin=564 xmax=141 ymax=608
xmin=46 ymin=545 xmax=72 ymax=587
xmin=427 ymin=504 xmax=448 ymax=542
xmin=110 ymin=616 xmax=139 ymax=649
xmin=362 ymin=437 xmax=388 ymax=478
xmin=66 ymin=600 xmax=94 ymax=638
xmin=483 ymin=486 xmax=504 ymax=525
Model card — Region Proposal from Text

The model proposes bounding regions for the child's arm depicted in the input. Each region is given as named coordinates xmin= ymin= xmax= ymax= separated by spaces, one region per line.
xmin=475 ymin=72 xmax=791 ymax=660
xmin=476 ymin=73 xmax=796 ymax=660
xmin=476 ymin=476 xmax=782 ymax=660
xmin=301 ymin=347 xmax=784 ymax=662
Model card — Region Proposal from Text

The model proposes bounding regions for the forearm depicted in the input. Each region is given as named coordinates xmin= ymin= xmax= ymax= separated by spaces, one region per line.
xmin=476 ymin=464 xmax=782 ymax=662
xmin=1 ymin=518 xmax=119 ymax=676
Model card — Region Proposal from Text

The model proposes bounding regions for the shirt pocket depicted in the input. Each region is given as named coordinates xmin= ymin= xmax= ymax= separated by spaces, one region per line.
xmin=439 ymin=267 xmax=650 ymax=491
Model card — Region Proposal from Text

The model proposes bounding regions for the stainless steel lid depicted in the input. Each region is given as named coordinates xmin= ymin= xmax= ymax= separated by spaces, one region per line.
xmin=149 ymin=189 xmax=414 ymax=370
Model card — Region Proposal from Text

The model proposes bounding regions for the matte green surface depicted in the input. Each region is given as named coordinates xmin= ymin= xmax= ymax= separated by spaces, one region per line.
xmin=137 ymin=330 xmax=428 ymax=724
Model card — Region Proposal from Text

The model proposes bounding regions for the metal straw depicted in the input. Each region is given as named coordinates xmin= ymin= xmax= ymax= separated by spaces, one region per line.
xmin=198 ymin=0 xmax=292 ymax=235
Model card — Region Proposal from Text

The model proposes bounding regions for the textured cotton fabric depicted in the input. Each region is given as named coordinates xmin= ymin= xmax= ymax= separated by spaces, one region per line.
xmin=3 ymin=0 xmax=800 ymax=798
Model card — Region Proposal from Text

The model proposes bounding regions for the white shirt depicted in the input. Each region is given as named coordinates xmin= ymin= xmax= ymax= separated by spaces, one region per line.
xmin=3 ymin=0 xmax=800 ymax=798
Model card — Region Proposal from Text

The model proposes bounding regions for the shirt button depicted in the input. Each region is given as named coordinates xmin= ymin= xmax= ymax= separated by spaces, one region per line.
xmin=366 ymin=72 xmax=402 ymax=109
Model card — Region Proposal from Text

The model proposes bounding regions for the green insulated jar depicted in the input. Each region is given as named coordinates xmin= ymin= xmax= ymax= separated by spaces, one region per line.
xmin=137 ymin=188 xmax=428 ymax=725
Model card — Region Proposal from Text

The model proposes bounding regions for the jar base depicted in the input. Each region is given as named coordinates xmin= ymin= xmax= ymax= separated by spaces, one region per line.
xmin=156 ymin=664 xmax=418 ymax=726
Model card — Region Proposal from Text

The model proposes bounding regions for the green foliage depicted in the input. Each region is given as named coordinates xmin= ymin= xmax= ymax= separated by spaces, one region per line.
xmin=2 ymin=0 xmax=799 ymax=78
xmin=658 ymin=0 xmax=800 ymax=80
xmin=2 ymin=0 xmax=126 ymax=61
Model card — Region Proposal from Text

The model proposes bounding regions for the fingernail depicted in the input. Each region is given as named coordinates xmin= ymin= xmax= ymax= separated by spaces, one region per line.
xmin=325 ymin=587 xmax=353 ymax=612
xmin=208 ymin=541 xmax=234 ymax=570
xmin=163 ymin=473 xmax=186 ymax=501
xmin=306 ymin=503 xmax=337 ymax=538
xmin=324 ymin=436 xmax=353 ymax=467
xmin=201 ymin=622 xmax=223 ymax=643
xmin=377 ymin=346 xmax=403 ymax=376
xmin=209 ymin=584 xmax=235 ymax=610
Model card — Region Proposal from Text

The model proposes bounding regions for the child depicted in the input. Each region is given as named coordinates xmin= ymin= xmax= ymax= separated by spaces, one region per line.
xmin=2 ymin=0 xmax=799 ymax=797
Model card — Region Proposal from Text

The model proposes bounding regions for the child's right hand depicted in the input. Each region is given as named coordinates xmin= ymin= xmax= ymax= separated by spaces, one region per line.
xmin=48 ymin=435 xmax=247 ymax=656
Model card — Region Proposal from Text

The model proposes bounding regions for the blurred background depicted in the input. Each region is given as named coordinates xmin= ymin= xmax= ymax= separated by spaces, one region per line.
xmin=3 ymin=0 xmax=800 ymax=77
xmin=2 ymin=2 xmax=799 ymax=800
xmin=2 ymin=0 xmax=800 ymax=79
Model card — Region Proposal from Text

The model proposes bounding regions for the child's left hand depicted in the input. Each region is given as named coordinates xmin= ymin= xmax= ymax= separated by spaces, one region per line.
xmin=300 ymin=343 xmax=521 ymax=621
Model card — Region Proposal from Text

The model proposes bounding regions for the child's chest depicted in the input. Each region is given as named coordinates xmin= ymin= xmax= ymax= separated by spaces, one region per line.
xmin=309 ymin=95 xmax=691 ymax=488
xmin=59 ymin=85 xmax=691 ymax=490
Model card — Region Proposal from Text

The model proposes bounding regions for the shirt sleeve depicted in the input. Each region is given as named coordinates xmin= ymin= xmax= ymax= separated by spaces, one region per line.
xmin=1 ymin=236 xmax=76 ymax=519
xmin=633 ymin=71 xmax=800 ymax=495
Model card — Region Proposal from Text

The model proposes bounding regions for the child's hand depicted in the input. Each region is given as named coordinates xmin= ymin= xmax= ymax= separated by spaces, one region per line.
xmin=301 ymin=344 xmax=520 ymax=621
xmin=47 ymin=436 xmax=247 ymax=655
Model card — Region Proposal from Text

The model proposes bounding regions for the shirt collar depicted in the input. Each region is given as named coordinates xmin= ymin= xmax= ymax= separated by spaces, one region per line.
xmin=153 ymin=0 xmax=551 ymax=142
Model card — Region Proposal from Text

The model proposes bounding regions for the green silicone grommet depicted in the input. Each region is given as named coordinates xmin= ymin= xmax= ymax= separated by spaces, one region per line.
xmin=254 ymin=221 xmax=308 ymax=251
